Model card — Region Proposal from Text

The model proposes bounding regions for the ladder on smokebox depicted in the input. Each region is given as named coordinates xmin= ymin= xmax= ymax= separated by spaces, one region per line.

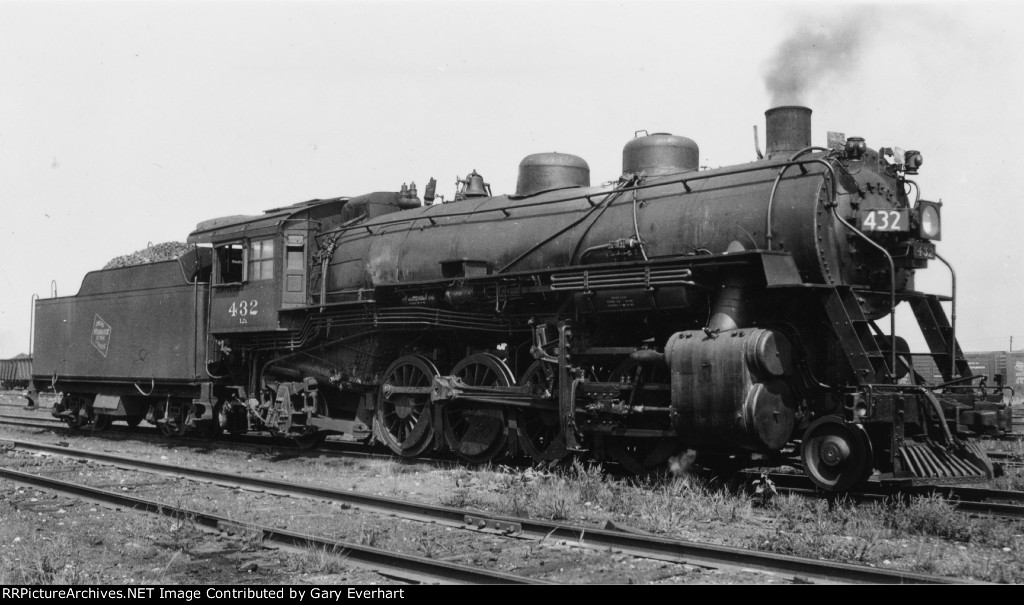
xmin=908 ymin=295 xmax=970 ymax=383
xmin=820 ymin=286 xmax=893 ymax=384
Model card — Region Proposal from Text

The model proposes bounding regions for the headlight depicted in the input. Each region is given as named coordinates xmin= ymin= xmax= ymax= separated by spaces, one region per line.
xmin=916 ymin=201 xmax=941 ymax=240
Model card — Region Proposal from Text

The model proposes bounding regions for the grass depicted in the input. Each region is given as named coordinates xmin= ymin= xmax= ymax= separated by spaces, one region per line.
xmin=0 ymin=535 xmax=100 ymax=584
xmin=297 ymin=542 xmax=348 ymax=575
xmin=980 ymin=429 xmax=1024 ymax=490
xmin=748 ymin=491 xmax=1024 ymax=581
xmin=625 ymin=473 xmax=755 ymax=532
xmin=416 ymin=535 xmax=457 ymax=559
xmin=535 ymin=479 xmax=576 ymax=520
xmin=882 ymin=493 xmax=973 ymax=541
xmin=990 ymin=468 xmax=1024 ymax=492
xmin=356 ymin=521 xmax=388 ymax=547
xmin=152 ymin=505 xmax=205 ymax=552
xmin=567 ymin=460 xmax=608 ymax=504
xmin=477 ymin=457 xmax=1024 ymax=582
xmin=496 ymin=469 xmax=536 ymax=517
xmin=487 ymin=457 xmax=755 ymax=526
xmin=437 ymin=469 xmax=485 ymax=508
xmin=752 ymin=495 xmax=899 ymax=564
xmin=376 ymin=459 xmax=426 ymax=478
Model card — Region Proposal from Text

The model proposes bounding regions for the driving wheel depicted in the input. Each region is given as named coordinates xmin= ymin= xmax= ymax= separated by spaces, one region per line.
xmin=443 ymin=353 xmax=513 ymax=464
xmin=374 ymin=355 xmax=439 ymax=457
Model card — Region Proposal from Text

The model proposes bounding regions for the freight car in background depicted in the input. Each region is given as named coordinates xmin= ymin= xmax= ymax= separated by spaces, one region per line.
xmin=1010 ymin=352 xmax=1024 ymax=393
xmin=0 ymin=354 xmax=32 ymax=390
xmin=911 ymin=350 xmax=1020 ymax=397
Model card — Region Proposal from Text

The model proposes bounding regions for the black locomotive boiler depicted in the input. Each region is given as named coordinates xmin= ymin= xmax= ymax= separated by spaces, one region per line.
xmin=32 ymin=106 xmax=1011 ymax=491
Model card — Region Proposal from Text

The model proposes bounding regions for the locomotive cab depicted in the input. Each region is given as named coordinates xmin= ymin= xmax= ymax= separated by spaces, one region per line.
xmin=187 ymin=197 xmax=350 ymax=334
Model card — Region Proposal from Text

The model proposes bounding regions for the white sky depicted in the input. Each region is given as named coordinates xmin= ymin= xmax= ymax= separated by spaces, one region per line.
xmin=1 ymin=0 xmax=1022 ymax=358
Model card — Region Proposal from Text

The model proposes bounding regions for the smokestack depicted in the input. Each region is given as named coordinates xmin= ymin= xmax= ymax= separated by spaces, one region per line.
xmin=765 ymin=106 xmax=812 ymax=158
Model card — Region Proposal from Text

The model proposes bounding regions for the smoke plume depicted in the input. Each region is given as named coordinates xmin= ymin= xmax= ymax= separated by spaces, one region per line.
xmin=763 ymin=15 xmax=874 ymax=107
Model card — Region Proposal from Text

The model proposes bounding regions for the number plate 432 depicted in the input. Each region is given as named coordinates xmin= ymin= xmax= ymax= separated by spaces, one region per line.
xmin=227 ymin=299 xmax=259 ymax=324
xmin=858 ymin=209 xmax=908 ymax=232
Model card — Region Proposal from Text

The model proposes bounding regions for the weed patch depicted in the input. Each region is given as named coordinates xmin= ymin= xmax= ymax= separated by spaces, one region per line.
xmin=0 ymin=535 xmax=100 ymax=584
xmin=495 ymin=470 xmax=537 ymax=517
xmin=297 ymin=542 xmax=348 ymax=575
xmin=535 ymin=479 xmax=576 ymax=520
xmin=438 ymin=471 xmax=483 ymax=508
xmin=882 ymin=494 xmax=972 ymax=542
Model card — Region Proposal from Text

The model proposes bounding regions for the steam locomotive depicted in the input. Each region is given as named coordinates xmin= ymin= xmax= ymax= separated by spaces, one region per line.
xmin=31 ymin=106 xmax=1011 ymax=491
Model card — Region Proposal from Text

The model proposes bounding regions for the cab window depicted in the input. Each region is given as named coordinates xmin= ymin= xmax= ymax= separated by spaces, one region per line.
xmin=249 ymin=239 xmax=274 ymax=281
xmin=215 ymin=244 xmax=244 ymax=284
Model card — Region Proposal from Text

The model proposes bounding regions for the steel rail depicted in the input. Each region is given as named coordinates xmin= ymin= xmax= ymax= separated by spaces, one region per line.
xmin=0 ymin=416 xmax=75 ymax=431
xmin=754 ymin=471 xmax=1024 ymax=519
xmin=0 ymin=465 xmax=543 ymax=585
xmin=986 ymin=451 xmax=1023 ymax=467
xmin=0 ymin=415 xmax=398 ymax=462
xmin=5 ymin=439 xmax=968 ymax=585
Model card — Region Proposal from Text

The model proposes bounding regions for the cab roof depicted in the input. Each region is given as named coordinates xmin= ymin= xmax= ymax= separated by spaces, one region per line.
xmin=187 ymin=197 xmax=349 ymax=244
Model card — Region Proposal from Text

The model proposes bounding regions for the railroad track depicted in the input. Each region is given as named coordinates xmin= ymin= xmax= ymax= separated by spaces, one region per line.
xmin=0 ymin=413 xmax=401 ymax=463
xmin=0 ymin=463 xmax=540 ymax=585
xmin=9 ymin=406 xmax=1024 ymax=465
xmin=753 ymin=472 xmax=1024 ymax=519
xmin=987 ymin=451 xmax=1024 ymax=467
xmin=0 ymin=438 xmax=972 ymax=585
xmin=5 ymin=413 xmax=1022 ymax=514
xmin=0 ymin=415 xmax=68 ymax=430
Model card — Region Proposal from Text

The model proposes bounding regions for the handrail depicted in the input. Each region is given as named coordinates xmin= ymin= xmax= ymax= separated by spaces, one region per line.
xmin=935 ymin=253 xmax=958 ymax=379
xmin=830 ymin=206 xmax=897 ymax=380
xmin=902 ymin=178 xmax=921 ymax=204
xmin=29 ymin=294 xmax=38 ymax=357
xmin=935 ymin=374 xmax=979 ymax=388
xmin=765 ymin=147 xmax=837 ymax=250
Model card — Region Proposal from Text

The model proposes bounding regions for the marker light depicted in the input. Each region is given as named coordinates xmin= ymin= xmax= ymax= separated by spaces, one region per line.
xmin=916 ymin=201 xmax=941 ymax=240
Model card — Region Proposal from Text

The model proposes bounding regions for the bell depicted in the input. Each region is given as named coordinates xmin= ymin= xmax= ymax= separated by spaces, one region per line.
xmin=463 ymin=170 xmax=490 ymax=197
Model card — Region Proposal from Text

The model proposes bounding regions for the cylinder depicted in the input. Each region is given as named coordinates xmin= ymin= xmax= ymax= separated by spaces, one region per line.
xmin=765 ymin=106 xmax=812 ymax=158
xmin=514 ymin=153 xmax=590 ymax=197
xmin=622 ymin=133 xmax=699 ymax=177
xmin=665 ymin=328 xmax=795 ymax=451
